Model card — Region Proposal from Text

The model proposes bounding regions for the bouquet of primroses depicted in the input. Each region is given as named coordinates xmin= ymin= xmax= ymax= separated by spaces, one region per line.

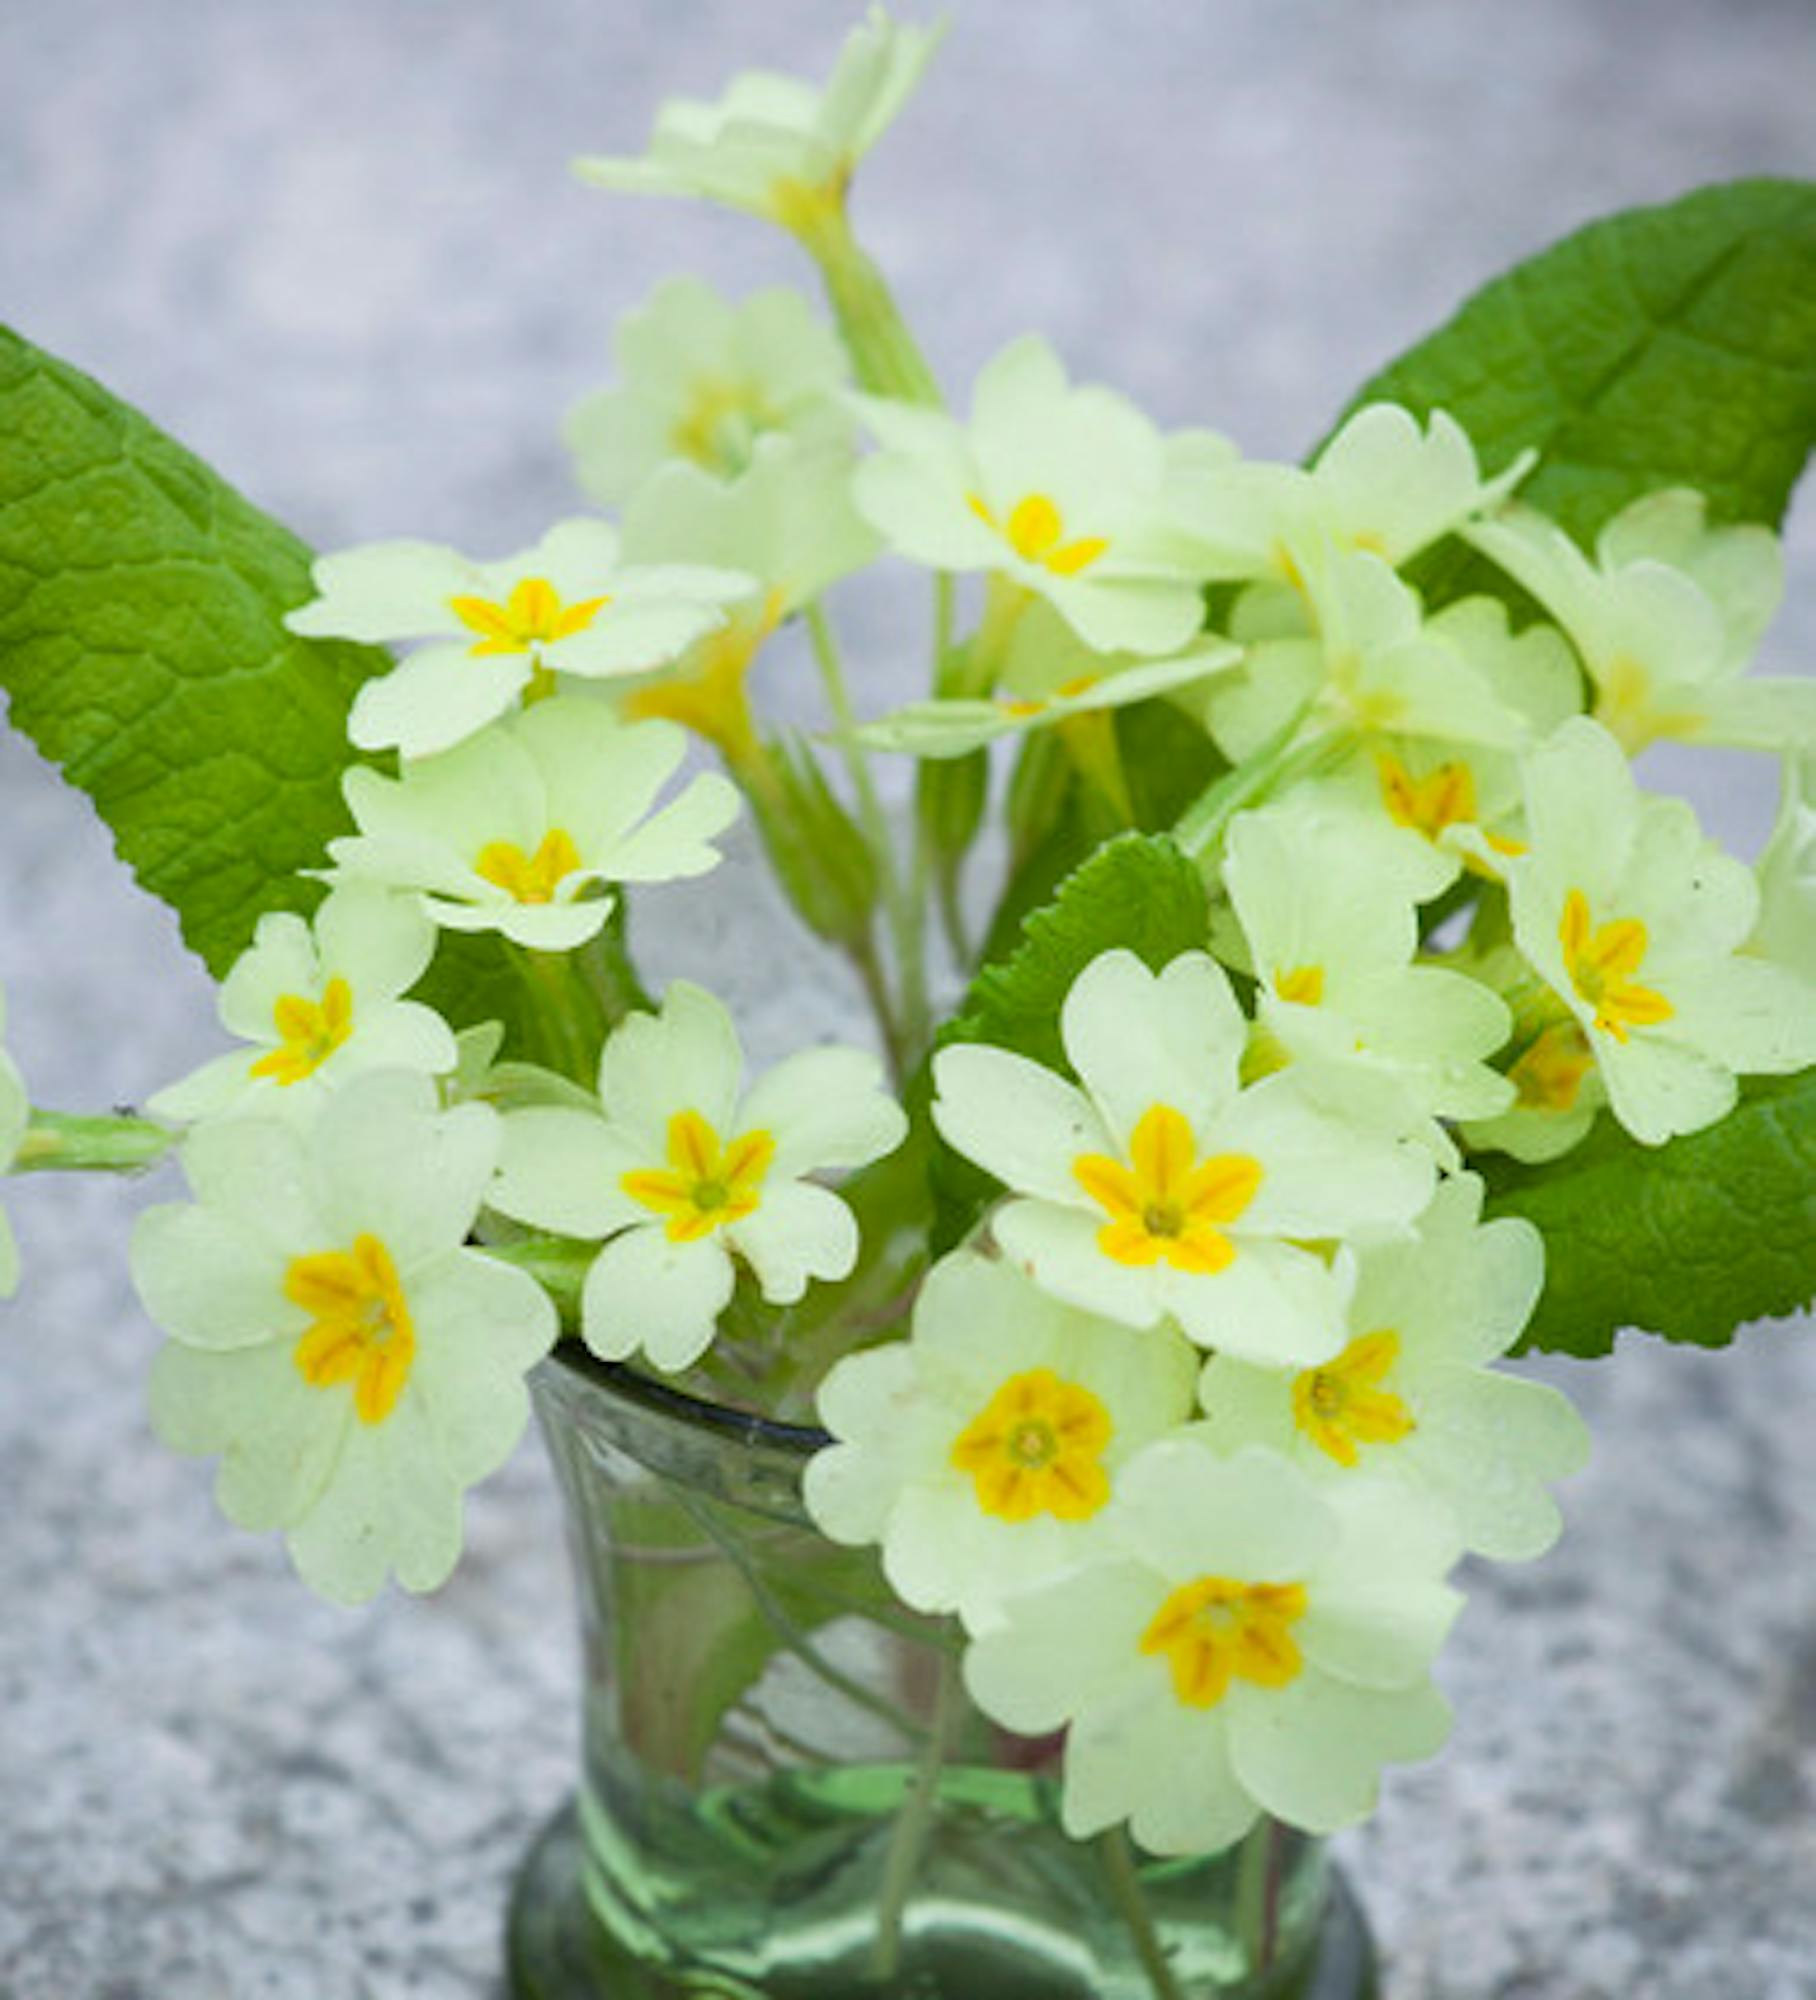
xmin=3 ymin=3 xmax=1814 ymax=1892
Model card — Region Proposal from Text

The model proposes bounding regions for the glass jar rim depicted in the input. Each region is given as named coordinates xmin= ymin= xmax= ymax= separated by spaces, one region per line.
xmin=547 ymin=1338 xmax=832 ymax=1458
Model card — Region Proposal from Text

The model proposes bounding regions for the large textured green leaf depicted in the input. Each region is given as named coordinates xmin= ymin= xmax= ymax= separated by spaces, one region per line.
xmin=1340 ymin=179 xmax=1816 ymax=603
xmin=948 ymin=831 xmax=1211 ymax=1073
xmin=1485 ymin=1073 xmax=1816 ymax=1357
xmin=0 ymin=328 xmax=386 ymax=975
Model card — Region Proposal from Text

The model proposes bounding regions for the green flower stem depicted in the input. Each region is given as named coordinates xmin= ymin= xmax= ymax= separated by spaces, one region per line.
xmin=665 ymin=1479 xmax=929 ymax=1750
xmin=1232 ymin=1816 xmax=1285 ymax=1979
xmin=848 ymin=928 xmax=911 ymax=1088
xmin=792 ymin=198 xmax=942 ymax=407
xmin=870 ymin=1647 xmax=963 ymax=1981
xmin=12 ymin=1110 xmax=176 ymax=1176
xmin=1172 ymin=704 xmax=1334 ymax=870
xmin=515 ymin=945 xmax=601 ymax=1086
xmin=806 ymin=602 xmax=931 ymax=1060
xmin=1096 ymin=1825 xmax=1188 ymax=2000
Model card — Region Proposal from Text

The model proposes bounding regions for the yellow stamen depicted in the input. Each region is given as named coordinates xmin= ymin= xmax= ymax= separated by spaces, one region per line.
xmin=449 ymin=577 xmax=609 ymax=658
xmin=474 ymin=829 xmax=582 ymax=905
xmin=1508 ymin=1020 xmax=1596 ymax=1112
xmin=1273 ymin=964 xmax=1325 ymax=1007
xmin=626 ymin=592 xmax=783 ymax=764
xmin=288 ymin=1232 xmax=415 ymax=1426
xmin=1074 ymin=1105 xmax=1262 ymax=1274
xmin=670 ymin=378 xmax=781 ymax=478
xmin=621 ymin=1109 xmax=776 ymax=1243
xmin=249 ymin=977 xmax=355 ymax=1087
xmin=1142 ymin=1575 xmax=1308 ymax=1708
xmin=968 ymin=491 xmax=1109 ymax=577
xmin=1291 ymin=1330 xmax=1415 ymax=1468
xmin=950 ymin=1367 xmax=1114 ymax=1523
xmin=1559 ymin=889 xmax=1673 ymax=1043
xmin=1378 ymin=753 xmax=1479 ymax=845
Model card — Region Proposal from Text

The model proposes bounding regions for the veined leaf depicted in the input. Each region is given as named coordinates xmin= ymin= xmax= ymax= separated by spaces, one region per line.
xmin=0 ymin=328 xmax=383 ymax=975
xmin=1485 ymin=1072 xmax=1816 ymax=1357
xmin=1338 ymin=178 xmax=1816 ymax=607
xmin=948 ymin=831 xmax=1211 ymax=1073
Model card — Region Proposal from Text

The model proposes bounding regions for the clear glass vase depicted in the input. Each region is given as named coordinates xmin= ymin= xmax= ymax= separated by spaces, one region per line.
xmin=507 ymin=1346 xmax=1378 ymax=1999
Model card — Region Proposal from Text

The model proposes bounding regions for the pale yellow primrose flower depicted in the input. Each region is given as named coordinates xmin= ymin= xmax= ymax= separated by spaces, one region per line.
xmin=1283 ymin=597 xmax=1582 ymax=902
xmin=1464 ymin=490 xmax=1814 ymax=756
xmin=489 ymin=982 xmax=908 ymax=1375
xmin=1457 ymin=945 xmax=1607 ymax=1166
xmin=287 ymin=519 xmax=754 ymax=762
xmin=617 ymin=433 xmax=881 ymax=757
xmin=1750 ymin=752 xmax=1816 ymax=982
xmin=567 ymin=277 xmax=854 ymax=505
xmin=1224 ymin=803 xmax=1515 ymax=1133
xmin=131 ymin=1072 xmax=557 ymax=1605
xmin=804 ymin=1249 xmax=1198 ymax=1631
xmin=573 ymin=8 xmax=947 ymax=229
xmin=931 ymin=949 xmax=1435 ymax=1368
xmin=0 ymin=985 xmax=28 ymax=1298
xmin=149 ymin=886 xmax=457 ymax=1128
xmin=1164 ymin=403 xmax=1534 ymax=586
xmin=325 ymin=701 xmax=739 ymax=953
xmin=851 ymin=596 xmax=1240 ymax=760
xmin=852 ymin=335 xmax=1225 ymax=656
xmin=1487 ymin=717 xmax=1816 ymax=1147
xmin=963 ymin=1440 xmax=1459 ymax=1855
xmin=1198 ymin=1175 xmax=1589 ymax=1562
xmin=1204 ymin=541 xmax=1540 ymax=767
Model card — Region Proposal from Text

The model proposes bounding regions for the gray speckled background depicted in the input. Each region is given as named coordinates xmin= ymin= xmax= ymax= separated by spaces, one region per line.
xmin=2 ymin=3 xmax=1814 ymax=1996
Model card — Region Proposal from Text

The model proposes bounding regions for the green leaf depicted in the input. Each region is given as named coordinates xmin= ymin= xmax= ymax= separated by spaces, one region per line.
xmin=0 ymin=327 xmax=386 ymax=975
xmin=1337 ymin=179 xmax=1816 ymax=603
xmin=948 ymin=831 xmax=1211 ymax=1072
xmin=1484 ymin=1072 xmax=1816 ymax=1357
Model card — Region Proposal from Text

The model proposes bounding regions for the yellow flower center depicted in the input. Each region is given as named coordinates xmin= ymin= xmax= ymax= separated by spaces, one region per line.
xmin=249 ymin=977 xmax=355 ymax=1087
xmin=1291 ymin=1330 xmax=1415 ymax=1468
xmin=1559 ymin=888 xmax=1673 ymax=1043
xmin=1273 ymin=964 xmax=1325 ymax=1007
xmin=449 ymin=577 xmax=609 ymax=658
xmin=1378 ymin=753 xmax=1477 ymax=843
xmin=621 ymin=1109 xmax=776 ymax=1243
xmin=1508 ymin=1019 xmax=1596 ymax=1111
xmin=626 ymin=591 xmax=784 ymax=764
xmin=288 ymin=1233 xmax=416 ymax=1426
xmin=474 ymin=829 xmax=582 ymax=905
xmin=1595 ymin=656 xmax=1704 ymax=756
xmin=968 ymin=492 xmax=1109 ymax=577
xmin=1142 ymin=1575 xmax=1309 ymax=1708
xmin=1377 ymin=753 xmax=1525 ymax=874
xmin=950 ymin=1367 xmax=1114 ymax=1523
xmin=1074 ymin=1105 xmax=1262 ymax=1275
xmin=671 ymin=378 xmax=781 ymax=478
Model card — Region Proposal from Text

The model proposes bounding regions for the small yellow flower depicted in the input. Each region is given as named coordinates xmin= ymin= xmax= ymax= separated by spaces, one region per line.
xmin=287 ymin=1232 xmax=417 ymax=1427
xmin=950 ymin=1367 xmax=1114 ymax=1523
xmin=1141 ymin=1575 xmax=1309 ymax=1707
xmin=621 ymin=1109 xmax=777 ymax=1243
xmin=1073 ymin=1106 xmax=1262 ymax=1275
xmin=1291 ymin=1331 xmax=1416 ymax=1468
xmin=1557 ymin=889 xmax=1672 ymax=1043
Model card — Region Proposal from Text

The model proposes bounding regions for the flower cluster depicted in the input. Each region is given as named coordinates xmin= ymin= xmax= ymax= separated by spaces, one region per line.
xmin=7 ymin=1 xmax=1813 ymax=1892
xmin=809 ymin=952 xmax=1588 ymax=1852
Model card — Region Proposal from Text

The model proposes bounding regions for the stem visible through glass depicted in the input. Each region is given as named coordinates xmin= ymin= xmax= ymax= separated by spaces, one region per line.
xmin=1096 ymin=1825 xmax=1188 ymax=2000
xmin=870 ymin=1648 xmax=962 ymax=1980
